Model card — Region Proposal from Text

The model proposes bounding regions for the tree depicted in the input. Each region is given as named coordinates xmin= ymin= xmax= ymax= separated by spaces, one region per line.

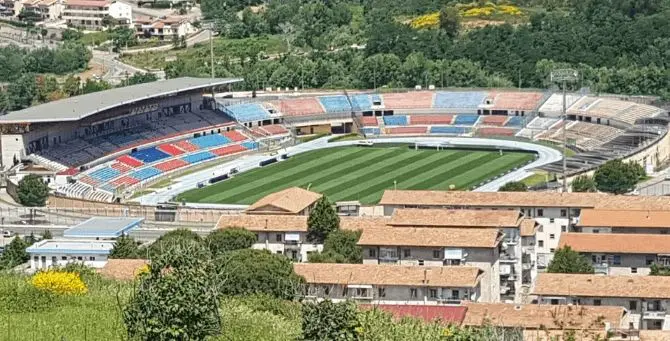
xmin=62 ymin=74 xmax=81 ymax=96
xmin=17 ymin=174 xmax=49 ymax=207
xmin=205 ymin=227 xmax=256 ymax=257
xmin=650 ymin=263 xmax=670 ymax=276
xmin=0 ymin=237 xmax=29 ymax=270
xmin=594 ymin=159 xmax=644 ymax=194
xmin=571 ymin=175 xmax=597 ymax=192
xmin=110 ymin=234 xmax=140 ymax=259
xmin=309 ymin=230 xmax=362 ymax=263
xmin=147 ymin=228 xmax=202 ymax=258
xmin=302 ymin=300 xmax=360 ymax=341
xmin=499 ymin=181 xmax=528 ymax=192
xmin=110 ymin=27 xmax=136 ymax=52
xmin=307 ymin=196 xmax=340 ymax=243
xmin=41 ymin=230 xmax=52 ymax=240
xmin=547 ymin=246 xmax=594 ymax=274
xmin=81 ymin=78 xmax=111 ymax=94
xmin=123 ymin=241 xmax=221 ymax=340
xmin=218 ymin=248 xmax=302 ymax=299
xmin=0 ymin=90 xmax=9 ymax=114
xmin=61 ymin=29 xmax=83 ymax=41
xmin=439 ymin=6 xmax=460 ymax=39
xmin=7 ymin=73 xmax=38 ymax=110
xmin=120 ymin=72 xmax=158 ymax=87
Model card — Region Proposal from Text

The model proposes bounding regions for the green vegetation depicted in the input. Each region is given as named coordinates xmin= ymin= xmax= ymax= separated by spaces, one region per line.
xmin=547 ymin=246 xmax=594 ymax=274
xmin=109 ymin=234 xmax=141 ymax=259
xmin=298 ymin=133 xmax=329 ymax=143
xmin=205 ymin=227 xmax=257 ymax=256
xmin=176 ymin=146 xmax=534 ymax=205
xmin=308 ymin=229 xmax=363 ymax=263
xmin=17 ymin=174 xmax=49 ymax=207
xmin=571 ymin=175 xmax=597 ymax=192
xmin=0 ymin=237 xmax=30 ymax=270
xmin=521 ymin=171 xmax=549 ymax=187
xmin=594 ymin=159 xmax=646 ymax=194
xmin=307 ymin=196 xmax=340 ymax=243
xmin=328 ymin=133 xmax=364 ymax=142
xmin=498 ymin=181 xmax=528 ymax=192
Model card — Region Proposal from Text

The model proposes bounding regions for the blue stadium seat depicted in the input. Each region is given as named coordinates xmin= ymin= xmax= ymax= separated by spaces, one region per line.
xmin=371 ymin=94 xmax=383 ymax=106
xmin=505 ymin=116 xmax=525 ymax=127
xmin=241 ymin=141 xmax=259 ymax=150
xmin=453 ymin=115 xmax=479 ymax=126
xmin=99 ymin=184 xmax=116 ymax=192
xmin=189 ymin=134 xmax=230 ymax=149
xmin=318 ymin=96 xmax=351 ymax=113
xmin=130 ymin=147 xmax=170 ymax=164
xmin=434 ymin=92 xmax=487 ymax=109
xmin=360 ymin=127 xmax=381 ymax=135
xmin=131 ymin=167 xmax=162 ymax=181
xmin=89 ymin=167 xmax=121 ymax=182
xmin=383 ymin=116 xmax=408 ymax=126
xmin=430 ymin=126 xmax=469 ymax=135
xmin=224 ymin=103 xmax=270 ymax=122
xmin=350 ymin=94 xmax=373 ymax=111
xmin=182 ymin=151 xmax=216 ymax=164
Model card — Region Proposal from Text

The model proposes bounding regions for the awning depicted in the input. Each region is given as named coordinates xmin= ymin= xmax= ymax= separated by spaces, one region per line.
xmin=347 ymin=284 xmax=373 ymax=289
xmin=285 ymin=233 xmax=300 ymax=241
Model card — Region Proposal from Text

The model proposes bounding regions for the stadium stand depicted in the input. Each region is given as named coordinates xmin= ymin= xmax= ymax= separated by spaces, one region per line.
xmin=382 ymin=92 xmax=434 ymax=109
xmin=155 ymin=159 xmax=189 ymax=172
xmin=538 ymin=93 xmax=582 ymax=114
xmin=383 ymin=116 xmax=409 ymax=126
xmin=410 ymin=115 xmax=453 ymax=125
xmin=223 ymin=103 xmax=270 ymax=122
xmin=360 ymin=127 xmax=381 ymax=135
xmin=223 ymin=130 xmax=248 ymax=142
xmin=157 ymin=144 xmax=186 ymax=156
xmin=131 ymin=167 xmax=162 ymax=181
xmin=89 ymin=167 xmax=121 ymax=182
xmin=371 ymin=94 xmax=383 ymax=106
xmin=350 ymin=94 xmax=373 ymax=110
xmin=430 ymin=126 xmax=470 ymax=135
xmin=110 ymin=162 xmax=133 ymax=173
xmin=433 ymin=91 xmax=487 ymax=109
xmin=111 ymin=176 xmax=140 ymax=188
xmin=387 ymin=126 xmax=428 ymax=134
xmin=259 ymin=125 xmax=289 ymax=136
xmin=189 ymin=134 xmax=230 ymax=149
xmin=129 ymin=147 xmax=170 ymax=164
xmin=453 ymin=115 xmax=479 ymax=126
xmin=619 ymin=103 xmax=664 ymax=125
xmin=477 ymin=127 xmax=517 ymax=137
xmin=173 ymin=140 xmax=200 ymax=152
xmin=360 ymin=116 xmax=379 ymax=126
xmin=241 ymin=141 xmax=259 ymax=150
xmin=78 ymin=176 xmax=99 ymax=186
xmin=212 ymin=144 xmax=247 ymax=157
xmin=490 ymin=92 xmax=544 ymax=110
xmin=182 ymin=151 xmax=216 ymax=164
xmin=480 ymin=116 xmax=508 ymax=126
xmin=528 ymin=117 xmax=561 ymax=130
xmin=504 ymin=116 xmax=525 ymax=127
xmin=318 ymin=95 xmax=351 ymax=113
xmin=569 ymin=98 xmax=664 ymax=126
xmin=272 ymin=98 xmax=325 ymax=116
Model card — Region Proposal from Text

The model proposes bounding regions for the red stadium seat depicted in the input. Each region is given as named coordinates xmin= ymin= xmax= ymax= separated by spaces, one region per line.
xmin=116 ymin=155 xmax=143 ymax=168
xmin=155 ymin=159 xmax=189 ymax=172
xmin=212 ymin=144 xmax=247 ymax=157
xmin=173 ymin=140 xmax=200 ymax=152
xmin=387 ymin=127 xmax=428 ymax=134
xmin=360 ymin=116 xmax=379 ymax=126
xmin=158 ymin=143 xmax=186 ymax=156
xmin=111 ymin=162 xmax=133 ymax=173
xmin=223 ymin=130 xmax=248 ymax=142
xmin=111 ymin=176 xmax=140 ymax=187
xmin=410 ymin=115 xmax=453 ymax=125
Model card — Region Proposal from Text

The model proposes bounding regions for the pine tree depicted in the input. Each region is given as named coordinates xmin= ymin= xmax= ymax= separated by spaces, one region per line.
xmin=110 ymin=234 xmax=140 ymax=259
xmin=307 ymin=196 xmax=340 ymax=243
xmin=547 ymin=246 xmax=594 ymax=274
xmin=0 ymin=237 xmax=29 ymax=269
xmin=41 ymin=230 xmax=53 ymax=240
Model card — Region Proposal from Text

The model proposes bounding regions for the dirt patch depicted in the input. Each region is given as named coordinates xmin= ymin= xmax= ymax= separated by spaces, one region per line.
xmin=78 ymin=60 xmax=107 ymax=81
xmin=462 ymin=19 xmax=506 ymax=29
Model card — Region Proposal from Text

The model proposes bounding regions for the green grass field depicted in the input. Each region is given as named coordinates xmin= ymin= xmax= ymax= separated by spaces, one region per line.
xmin=176 ymin=146 xmax=535 ymax=205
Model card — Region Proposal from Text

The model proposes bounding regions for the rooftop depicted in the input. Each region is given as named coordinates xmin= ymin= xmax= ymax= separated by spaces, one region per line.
xmin=26 ymin=239 xmax=115 ymax=254
xmin=519 ymin=219 xmax=538 ymax=236
xmin=389 ymin=208 xmax=521 ymax=228
xmin=579 ymin=209 xmax=670 ymax=228
xmin=245 ymin=187 xmax=322 ymax=215
xmin=217 ymin=214 xmax=308 ymax=232
xmin=462 ymin=303 xmax=624 ymax=330
xmin=97 ymin=259 xmax=148 ymax=280
xmin=357 ymin=227 xmax=502 ymax=248
xmin=63 ymin=216 xmax=143 ymax=238
xmin=558 ymin=232 xmax=670 ymax=254
xmin=0 ymin=77 xmax=241 ymax=124
xmin=65 ymin=0 xmax=108 ymax=7
xmin=360 ymin=304 xmax=467 ymax=324
xmin=294 ymin=263 xmax=483 ymax=288
xmin=339 ymin=216 xmax=390 ymax=230
xmin=533 ymin=273 xmax=670 ymax=299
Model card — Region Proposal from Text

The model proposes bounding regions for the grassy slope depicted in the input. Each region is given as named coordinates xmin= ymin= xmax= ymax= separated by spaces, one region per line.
xmin=176 ymin=146 xmax=533 ymax=205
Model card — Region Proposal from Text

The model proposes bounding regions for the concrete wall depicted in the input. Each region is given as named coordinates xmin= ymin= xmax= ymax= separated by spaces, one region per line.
xmin=30 ymin=253 xmax=109 ymax=269
xmin=254 ymin=231 xmax=321 ymax=262
xmin=305 ymin=283 xmax=481 ymax=305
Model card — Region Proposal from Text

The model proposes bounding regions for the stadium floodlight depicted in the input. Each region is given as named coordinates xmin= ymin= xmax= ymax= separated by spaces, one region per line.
xmin=200 ymin=21 xmax=216 ymax=79
xmin=550 ymin=68 xmax=579 ymax=192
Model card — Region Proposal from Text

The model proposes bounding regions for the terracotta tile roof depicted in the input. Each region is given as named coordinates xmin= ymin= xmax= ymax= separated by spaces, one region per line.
xmin=389 ymin=208 xmax=521 ymax=227
xmin=558 ymin=232 xmax=670 ymax=254
xmin=522 ymin=330 xmax=607 ymax=341
xmin=216 ymin=214 xmax=308 ymax=232
xmin=97 ymin=259 xmax=148 ymax=281
xmin=295 ymin=263 xmax=483 ymax=288
xmin=357 ymin=227 xmax=502 ymax=248
xmin=360 ymin=304 xmax=467 ymax=324
xmin=519 ymin=219 xmax=538 ymax=236
xmin=579 ymin=209 xmax=670 ymax=228
xmin=462 ymin=303 xmax=624 ymax=330
xmin=66 ymin=0 xmax=108 ymax=7
xmin=533 ymin=273 xmax=670 ymax=299
xmin=379 ymin=190 xmax=670 ymax=210
xmin=245 ymin=187 xmax=322 ymax=214
xmin=639 ymin=331 xmax=670 ymax=341
xmin=339 ymin=216 xmax=390 ymax=230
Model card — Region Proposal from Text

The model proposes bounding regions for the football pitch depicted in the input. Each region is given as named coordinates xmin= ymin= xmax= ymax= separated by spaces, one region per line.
xmin=176 ymin=145 xmax=535 ymax=205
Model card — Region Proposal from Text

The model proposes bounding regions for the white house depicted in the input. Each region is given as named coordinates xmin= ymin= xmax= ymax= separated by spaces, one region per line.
xmin=27 ymin=239 xmax=115 ymax=269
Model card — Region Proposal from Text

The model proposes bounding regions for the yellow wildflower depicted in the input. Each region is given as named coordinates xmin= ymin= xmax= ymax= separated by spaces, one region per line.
xmin=31 ymin=270 xmax=88 ymax=295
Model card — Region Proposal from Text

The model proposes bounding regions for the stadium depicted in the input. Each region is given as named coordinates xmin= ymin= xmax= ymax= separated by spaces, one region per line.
xmin=0 ymin=77 xmax=667 ymax=205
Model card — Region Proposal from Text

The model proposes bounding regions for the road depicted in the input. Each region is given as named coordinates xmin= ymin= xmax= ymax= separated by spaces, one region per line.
xmin=91 ymin=50 xmax=150 ymax=84
xmin=134 ymin=136 xmax=563 ymax=206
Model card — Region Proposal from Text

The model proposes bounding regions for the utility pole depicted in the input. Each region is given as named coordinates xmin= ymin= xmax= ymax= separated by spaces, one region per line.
xmin=550 ymin=68 xmax=579 ymax=192
xmin=209 ymin=28 xmax=214 ymax=79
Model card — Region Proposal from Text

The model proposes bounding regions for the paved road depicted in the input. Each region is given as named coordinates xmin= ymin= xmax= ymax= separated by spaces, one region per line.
xmin=135 ymin=136 xmax=563 ymax=206
xmin=92 ymin=50 xmax=149 ymax=84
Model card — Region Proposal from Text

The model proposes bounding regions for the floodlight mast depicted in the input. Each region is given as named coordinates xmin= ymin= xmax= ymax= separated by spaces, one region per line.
xmin=550 ymin=69 xmax=578 ymax=192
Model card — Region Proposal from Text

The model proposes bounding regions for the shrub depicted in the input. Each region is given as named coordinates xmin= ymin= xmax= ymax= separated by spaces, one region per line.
xmin=31 ymin=270 xmax=88 ymax=295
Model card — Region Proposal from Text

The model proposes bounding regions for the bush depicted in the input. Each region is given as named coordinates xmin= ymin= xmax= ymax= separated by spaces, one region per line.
xmin=0 ymin=273 xmax=58 ymax=313
xmin=17 ymin=174 xmax=49 ymax=206
xmin=31 ymin=270 xmax=88 ymax=295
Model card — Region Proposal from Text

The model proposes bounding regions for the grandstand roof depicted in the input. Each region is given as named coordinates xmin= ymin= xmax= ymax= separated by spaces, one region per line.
xmin=0 ymin=77 xmax=242 ymax=124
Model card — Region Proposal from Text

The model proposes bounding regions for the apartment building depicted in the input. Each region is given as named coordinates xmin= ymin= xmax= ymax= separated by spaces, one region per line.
xmin=133 ymin=16 xmax=197 ymax=40
xmin=577 ymin=209 xmax=670 ymax=234
xmin=63 ymin=0 xmax=131 ymax=30
xmin=19 ymin=0 xmax=62 ymax=21
xmin=558 ymin=233 xmax=670 ymax=276
xmin=244 ymin=186 xmax=322 ymax=215
xmin=534 ymin=273 xmax=670 ymax=330
xmin=295 ymin=263 xmax=485 ymax=305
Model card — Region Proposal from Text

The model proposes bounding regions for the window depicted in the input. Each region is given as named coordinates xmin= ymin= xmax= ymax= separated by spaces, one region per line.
xmin=662 ymin=230 xmax=669 ymax=235
xmin=276 ymin=250 xmax=282 ymax=255
xmin=593 ymin=299 xmax=602 ymax=306
xmin=538 ymin=240 xmax=544 ymax=248
xmin=549 ymin=234 xmax=555 ymax=239
xmin=613 ymin=255 xmax=621 ymax=265
xmin=646 ymin=256 xmax=655 ymax=265
xmin=560 ymin=209 xmax=567 ymax=217
xmin=356 ymin=288 xmax=368 ymax=297
xmin=409 ymin=288 xmax=418 ymax=299
xmin=33 ymin=256 xmax=38 ymax=262
xmin=255 ymin=233 xmax=260 ymax=241
xmin=592 ymin=255 xmax=598 ymax=263
xmin=77 ymin=256 xmax=82 ymax=261
xmin=378 ymin=287 xmax=386 ymax=298
xmin=549 ymin=218 xmax=555 ymax=223
xmin=629 ymin=301 xmax=637 ymax=310
xmin=550 ymin=248 xmax=555 ymax=253
xmin=433 ymin=250 xmax=440 ymax=259
xmin=537 ymin=209 xmax=543 ymax=217
xmin=550 ymin=299 xmax=559 ymax=305
xmin=61 ymin=256 xmax=67 ymax=260
xmin=631 ymin=267 xmax=638 ymax=274
xmin=429 ymin=289 xmax=438 ymax=298
xmin=342 ymin=288 xmax=349 ymax=296
xmin=418 ymin=259 xmax=424 ymax=266
xmin=403 ymin=249 xmax=411 ymax=258
xmin=452 ymin=290 xmax=459 ymax=298
xmin=89 ymin=256 xmax=95 ymax=261
xmin=323 ymin=286 xmax=330 ymax=295
xmin=561 ymin=225 xmax=567 ymax=232
xmin=369 ymin=248 xmax=377 ymax=258
xmin=593 ymin=229 xmax=600 ymax=234
xmin=276 ymin=234 xmax=283 ymax=242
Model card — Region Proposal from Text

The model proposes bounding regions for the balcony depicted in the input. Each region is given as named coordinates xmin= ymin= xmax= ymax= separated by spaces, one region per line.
xmin=500 ymin=252 xmax=517 ymax=263
xmin=437 ymin=297 xmax=461 ymax=305
xmin=522 ymin=245 xmax=535 ymax=254
xmin=594 ymin=263 xmax=609 ymax=275
xmin=643 ymin=309 xmax=666 ymax=320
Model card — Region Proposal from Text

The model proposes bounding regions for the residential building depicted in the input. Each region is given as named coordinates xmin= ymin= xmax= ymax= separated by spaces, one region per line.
xmin=19 ymin=0 xmax=62 ymax=21
xmin=577 ymin=209 xmax=670 ymax=234
xmin=295 ymin=263 xmax=485 ymax=305
xmin=358 ymin=227 xmax=503 ymax=302
xmin=534 ymin=273 xmax=670 ymax=330
xmin=558 ymin=233 xmax=670 ymax=276
xmin=244 ymin=186 xmax=322 ymax=215
xmin=133 ymin=16 xmax=197 ymax=40
xmin=63 ymin=0 xmax=130 ymax=30
xmin=26 ymin=239 xmax=115 ymax=269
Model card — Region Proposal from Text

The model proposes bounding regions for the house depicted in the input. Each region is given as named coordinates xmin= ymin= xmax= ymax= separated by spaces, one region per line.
xmin=27 ymin=239 xmax=115 ymax=269
xmin=63 ymin=0 xmax=131 ymax=30
xmin=133 ymin=15 xmax=196 ymax=40
xmin=577 ymin=209 xmax=670 ymax=234
xmin=19 ymin=0 xmax=62 ymax=21
xmin=295 ymin=263 xmax=485 ymax=305
xmin=558 ymin=233 xmax=670 ymax=276
xmin=534 ymin=273 xmax=670 ymax=330
xmin=244 ymin=186 xmax=322 ymax=215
